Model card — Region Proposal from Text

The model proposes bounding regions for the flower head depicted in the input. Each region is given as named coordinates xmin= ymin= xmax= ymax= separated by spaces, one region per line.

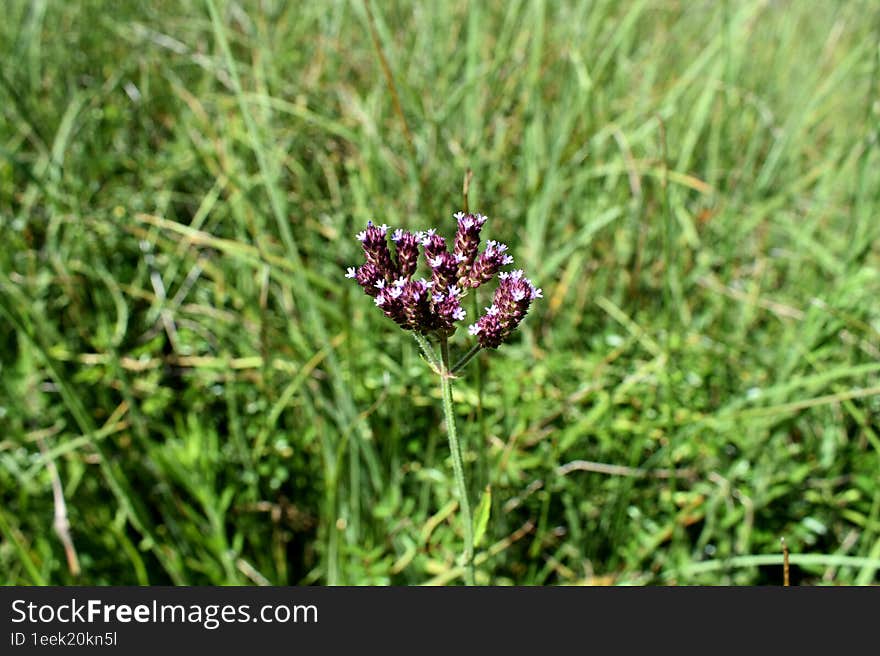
xmin=346 ymin=209 xmax=539 ymax=342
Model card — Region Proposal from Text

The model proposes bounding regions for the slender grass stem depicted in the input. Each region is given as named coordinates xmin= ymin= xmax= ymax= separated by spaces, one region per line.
xmin=362 ymin=0 xmax=415 ymax=160
xmin=439 ymin=336 xmax=475 ymax=585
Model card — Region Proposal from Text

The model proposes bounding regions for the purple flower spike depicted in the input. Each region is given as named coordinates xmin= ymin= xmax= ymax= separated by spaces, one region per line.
xmin=453 ymin=212 xmax=487 ymax=284
xmin=359 ymin=221 xmax=397 ymax=281
xmin=392 ymin=229 xmax=420 ymax=278
xmin=464 ymin=239 xmax=512 ymax=288
xmin=421 ymin=232 xmax=448 ymax=261
xmin=428 ymin=251 xmax=459 ymax=295
xmin=469 ymin=270 xmax=541 ymax=348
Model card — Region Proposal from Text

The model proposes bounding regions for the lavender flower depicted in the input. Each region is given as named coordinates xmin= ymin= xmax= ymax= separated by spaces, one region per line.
xmin=468 ymin=270 xmax=542 ymax=348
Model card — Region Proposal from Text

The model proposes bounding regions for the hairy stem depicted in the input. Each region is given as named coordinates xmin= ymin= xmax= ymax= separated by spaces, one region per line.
xmin=439 ymin=336 xmax=475 ymax=585
xmin=412 ymin=332 xmax=441 ymax=373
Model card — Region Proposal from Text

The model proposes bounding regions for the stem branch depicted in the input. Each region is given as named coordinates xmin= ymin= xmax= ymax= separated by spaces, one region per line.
xmin=451 ymin=343 xmax=483 ymax=374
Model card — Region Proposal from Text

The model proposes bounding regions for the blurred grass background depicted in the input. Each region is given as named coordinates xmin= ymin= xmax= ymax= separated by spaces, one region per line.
xmin=1 ymin=0 xmax=879 ymax=585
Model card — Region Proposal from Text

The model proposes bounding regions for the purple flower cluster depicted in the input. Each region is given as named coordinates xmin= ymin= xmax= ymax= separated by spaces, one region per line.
xmin=345 ymin=221 xmax=463 ymax=333
xmin=468 ymin=270 xmax=542 ymax=348
xmin=347 ymin=213 xmax=540 ymax=346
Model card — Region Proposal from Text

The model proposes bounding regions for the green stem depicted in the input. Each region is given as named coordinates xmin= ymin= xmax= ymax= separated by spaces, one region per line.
xmin=412 ymin=332 xmax=441 ymax=373
xmin=452 ymin=343 xmax=483 ymax=375
xmin=439 ymin=336 xmax=475 ymax=585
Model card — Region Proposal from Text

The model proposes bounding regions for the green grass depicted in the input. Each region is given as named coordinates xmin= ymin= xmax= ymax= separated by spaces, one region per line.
xmin=1 ymin=0 xmax=879 ymax=585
